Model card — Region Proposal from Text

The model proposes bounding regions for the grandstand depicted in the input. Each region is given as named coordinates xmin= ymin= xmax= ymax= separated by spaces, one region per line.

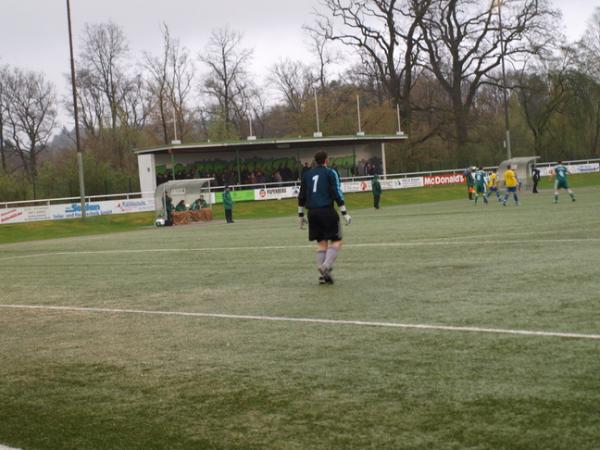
xmin=134 ymin=134 xmax=407 ymax=197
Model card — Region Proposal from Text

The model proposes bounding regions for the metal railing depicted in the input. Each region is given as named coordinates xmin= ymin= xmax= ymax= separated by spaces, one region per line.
xmin=0 ymin=191 xmax=153 ymax=209
xmin=2 ymin=158 xmax=599 ymax=209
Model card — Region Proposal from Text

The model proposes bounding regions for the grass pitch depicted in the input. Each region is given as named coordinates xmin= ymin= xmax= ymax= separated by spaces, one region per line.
xmin=1 ymin=186 xmax=600 ymax=449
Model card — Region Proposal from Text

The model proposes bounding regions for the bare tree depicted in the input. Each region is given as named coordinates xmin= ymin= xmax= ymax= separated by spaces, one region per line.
xmin=303 ymin=27 xmax=338 ymax=91
xmin=79 ymin=21 xmax=129 ymax=130
xmin=3 ymin=67 xmax=57 ymax=198
xmin=76 ymin=21 xmax=134 ymax=168
xmin=579 ymin=7 xmax=600 ymax=80
xmin=417 ymin=0 xmax=558 ymax=163
xmin=168 ymin=33 xmax=195 ymax=142
xmin=200 ymin=27 xmax=253 ymax=138
xmin=247 ymin=87 xmax=269 ymax=138
xmin=569 ymin=7 xmax=600 ymax=156
xmin=515 ymin=52 xmax=571 ymax=158
xmin=72 ymin=67 xmax=106 ymax=136
xmin=143 ymin=24 xmax=195 ymax=144
xmin=119 ymin=73 xmax=152 ymax=132
xmin=268 ymin=59 xmax=314 ymax=113
xmin=143 ymin=24 xmax=173 ymax=144
xmin=310 ymin=0 xmax=430 ymax=131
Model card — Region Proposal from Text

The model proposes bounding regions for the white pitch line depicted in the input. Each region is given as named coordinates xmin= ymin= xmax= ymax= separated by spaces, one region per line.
xmin=1 ymin=304 xmax=599 ymax=341
xmin=1 ymin=237 xmax=599 ymax=262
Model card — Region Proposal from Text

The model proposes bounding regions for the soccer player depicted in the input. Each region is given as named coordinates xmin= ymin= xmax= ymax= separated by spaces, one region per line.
xmin=298 ymin=151 xmax=351 ymax=285
xmin=550 ymin=161 xmax=576 ymax=203
xmin=473 ymin=166 xmax=488 ymax=205
xmin=532 ymin=165 xmax=541 ymax=193
xmin=464 ymin=167 xmax=475 ymax=200
xmin=502 ymin=164 xmax=519 ymax=206
xmin=485 ymin=169 xmax=501 ymax=201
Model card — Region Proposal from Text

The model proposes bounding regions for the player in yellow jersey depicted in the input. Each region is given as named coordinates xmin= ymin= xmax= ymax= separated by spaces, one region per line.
xmin=502 ymin=165 xmax=519 ymax=206
xmin=485 ymin=169 xmax=501 ymax=202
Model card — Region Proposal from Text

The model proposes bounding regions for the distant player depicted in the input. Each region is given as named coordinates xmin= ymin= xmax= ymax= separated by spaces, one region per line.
xmin=372 ymin=174 xmax=382 ymax=209
xmin=485 ymin=169 xmax=501 ymax=201
xmin=532 ymin=165 xmax=541 ymax=193
xmin=502 ymin=164 xmax=519 ymax=206
xmin=464 ymin=167 xmax=475 ymax=200
xmin=550 ymin=161 xmax=576 ymax=203
xmin=472 ymin=166 xmax=488 ymax=205
xmin=298 ymin=151 xmax=351 ymax=285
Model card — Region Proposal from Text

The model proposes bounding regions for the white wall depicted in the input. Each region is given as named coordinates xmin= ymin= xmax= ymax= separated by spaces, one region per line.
xmin=137 ymin=153 xmax=156 ymax=198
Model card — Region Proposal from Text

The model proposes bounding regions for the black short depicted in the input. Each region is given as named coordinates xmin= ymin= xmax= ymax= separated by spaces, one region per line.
xmin=308 ymin=207 xmax=342 ymax=242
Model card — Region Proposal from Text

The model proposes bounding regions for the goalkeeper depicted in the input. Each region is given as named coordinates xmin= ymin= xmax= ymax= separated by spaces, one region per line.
xmin=298 ymin=150 xmax=351 ymax=285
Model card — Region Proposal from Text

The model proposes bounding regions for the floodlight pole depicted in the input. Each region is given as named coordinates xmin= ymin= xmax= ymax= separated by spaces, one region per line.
xmin=172 ymin=106 xmax=178 ymax=142
xmin=66 ymin=0 xmax=86 ymax=218
xmin=356 ymin=95 xmax=363 ymax=135
xmin=396 ymin=104 xmax=403 ymax=135
xmin=247 ymin=114 xmax=256 ymax=140
xmin=313 ymin=89 xmax=322 ymax=137
xmin=314 ymin=90 xmax=320 ymax=133
xmin=497 ymin=0 xmax=512 ymax=160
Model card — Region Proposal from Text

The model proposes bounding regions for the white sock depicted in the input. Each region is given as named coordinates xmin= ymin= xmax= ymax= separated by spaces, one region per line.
xmin=323 ymin=247 xmax=338 ymax=270
xmin=316 ymin=250 xmax=326 ymax=268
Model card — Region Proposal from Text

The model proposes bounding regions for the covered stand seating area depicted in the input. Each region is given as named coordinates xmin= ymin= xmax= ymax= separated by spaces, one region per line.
xmin=154 ymin=178 xmax=213 ymax=225
xmin=135 ymin=134 xmax=409 ymax=198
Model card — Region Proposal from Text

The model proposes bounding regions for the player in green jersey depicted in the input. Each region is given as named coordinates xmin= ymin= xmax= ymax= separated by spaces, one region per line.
xmin=473 ymin=166 xmax=489 ymax=205
xmin=550 ymin=161 xmax=575 ymax=203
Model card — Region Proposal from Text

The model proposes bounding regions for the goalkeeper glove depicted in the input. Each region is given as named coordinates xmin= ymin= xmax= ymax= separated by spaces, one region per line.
xmin=343 ymin=214 xmax=352 ymax=225
xmin=299 ymin=216 xmax=308 ymax=229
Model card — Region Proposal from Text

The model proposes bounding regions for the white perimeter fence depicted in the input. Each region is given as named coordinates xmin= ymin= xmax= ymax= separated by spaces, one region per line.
xmin=2 ymin=158 xmax=599 ymax=225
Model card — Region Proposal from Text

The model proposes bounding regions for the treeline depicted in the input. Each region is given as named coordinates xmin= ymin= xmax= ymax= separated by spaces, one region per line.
xmin=1 ymin=0 xmax=599 ymax=201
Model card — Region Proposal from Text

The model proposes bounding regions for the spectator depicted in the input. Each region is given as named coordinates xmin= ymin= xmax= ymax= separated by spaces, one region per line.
xmin=372 ymin=174 xmax=382 ymax=209
xmin=223 ymin=186 xmax=234 ymax=223
xmin=282 ymin=164 xmax=293 ymax=181
xmin=191 ymin=195 xmax=208 ymax=210
xmin=175 ymin=200 xmax=187 ymax=211
xmin=331 ymin=163 xmax=340 ymax=178
xmin=359 ymin=159 xmax=367 ymax=176
xmin=302 ymin=162 xmax=310 ymax=176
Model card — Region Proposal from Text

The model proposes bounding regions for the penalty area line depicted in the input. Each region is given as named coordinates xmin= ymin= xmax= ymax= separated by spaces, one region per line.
xmin=1 ymin=304 xmax=599 ymax=341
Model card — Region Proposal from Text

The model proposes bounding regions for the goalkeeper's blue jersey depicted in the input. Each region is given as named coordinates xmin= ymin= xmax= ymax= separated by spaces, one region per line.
xmin=298 ymin=165 xmax=345 ymax=209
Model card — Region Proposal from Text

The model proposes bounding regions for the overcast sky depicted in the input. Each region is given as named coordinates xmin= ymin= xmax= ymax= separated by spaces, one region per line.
xmin=0 ymin=0 xmax=598 ymax=126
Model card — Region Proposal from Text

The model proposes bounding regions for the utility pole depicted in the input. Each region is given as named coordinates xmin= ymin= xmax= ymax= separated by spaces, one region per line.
xmin=496 ymin=0 xmax=512 ymax=160
xmin=66 ymin=0 xmax=86 ymax=218
xmin=0 ymin=81 xmax=5 ymax=173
